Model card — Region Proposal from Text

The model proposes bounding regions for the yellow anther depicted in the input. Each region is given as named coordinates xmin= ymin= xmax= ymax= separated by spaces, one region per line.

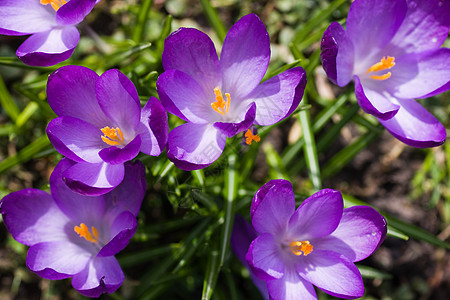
xmin=289 ymin=240 xmax=313 ymax=256
xmin=101 ymin=126 xmax=124 ymax=146
xmin=244 ymin=129 xmax=261 ymax=145
xmin=366 ymin=56 xmax=395 ymax=81
xmin=74 ymin=223 xmax=99 ymax=243
xmin=40 ymin=0 xmax=67 ymax=11
xmin=211 ymin=87 xmax=230 ymax=115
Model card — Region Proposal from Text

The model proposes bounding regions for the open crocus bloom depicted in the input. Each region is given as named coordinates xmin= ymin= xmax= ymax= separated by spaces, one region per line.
xmin=321 ymin=0 xmax=450 ymax=147
xmin=46 ymin=65 xmax=168 ymax=195
xmin=0 ymin=0 xmax=99 ymax=66
xmin=243 ymin=180 xmax=387 ymax=299
xmin=157 ymin=14 xmax=307 ymax=170
xmin=0 ymin=158 xmax=146 ymax=297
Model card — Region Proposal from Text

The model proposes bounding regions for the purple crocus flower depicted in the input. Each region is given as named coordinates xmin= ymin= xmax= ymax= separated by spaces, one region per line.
xmin=46 ymin=65 xmax=168 ymax=195
xmin=0 ymin=0 xmax=99 ymax=66
xmin=156 ymin=14 xmax=307 ymax=170
xmin=0 ymin=158 xmax=146 ymax=297
xmin=321 ymin=0 xmax=450 ymax=147
xmin=240 ymin=179 xmax=386 ymax=299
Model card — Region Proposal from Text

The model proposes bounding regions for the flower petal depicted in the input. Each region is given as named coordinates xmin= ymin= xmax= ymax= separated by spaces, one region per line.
xmin=0 ymin=0 xmax=55 ymax=35
xmin=157 ymin=70 xmax=214 ymax=123
xmin=62 ymin=161 xmax=125 ymax=196
xmin=320 ymin=22 xmax=355 ymax=86
xmin=221 ymin=14 xmax=270 ymax=100
xmin=47 ymin=65 xmax=110 ymax=127
xmin=390 ymin=0 xmax=450 ymax=52
xmin=214 ymin=102 xmax=256 ymax=137
xmin=137 ymin=97 xmax=169 ymax=156
xmin=98 ymin=135 xmax=141 ymax=165
xmin=296 ymin=249 xmax=364 ymax=299
xmin=167 ymin=123 xmax=226 ymax=171
xmin=267 ymin=267 xmax=317 ymax=300
xmin=96 ymin=69 xmax=141 ymax=132
xmin=378 ymin=98 xmax=446 ymax=148
xmin=0 ymin=189 xmax=69 ymax=246
xmin=72 ymin=256 xmax=124 ymax=297
xmin=251 ymin=179 xmax=295 ymax=236
xmin=46 ymin=116 xmax=103 ymax=164
xmin=246 ymin=233 xmax=284 ymax=279
xmin=26 ymin=241 xmax=91 ymax=280
xmin=162 ymin=27 xmax=221 ymax=93
xmin=98 ymin=211 xmax=136 ymax=257
xmin=313 ymin=206 xmax=387 ymax=262
xmin=250 ymin=67 xmax=306 ymax=125
xmin=354 ymin=76 xmax=399 ymax=120
xmin=288 ymin=189 xmax=343 ymax=240
xmin=231 ymin=215 xmax=258 ymax=265
xmin=346 ymin=0 xmax=407 ymax=60
xmin=56 ymin=0 xmax=97 ymax=26
xmin=17 ymin=26 xmax=79 ymax=66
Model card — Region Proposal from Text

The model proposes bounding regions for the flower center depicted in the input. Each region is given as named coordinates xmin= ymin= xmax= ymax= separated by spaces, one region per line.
xmin=244 ymin=129 xmax=260 ymax=145
xmin=40 ymin=0 xmax=67 ymax=11
xmin=211 ymin=87 xmax=230 ymax=116
xmin=101 ymin=126 xmax=125 ymax=146
xmin=74 ymin=223 xmax=99 ymax=243
xmin=289 ymin=240 xmax=313 ymax=256
xmin=365 ymin=56 xmax=396 ymax=80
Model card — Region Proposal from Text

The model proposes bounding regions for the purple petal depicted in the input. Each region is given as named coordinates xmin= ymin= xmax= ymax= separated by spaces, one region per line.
xmin=354 ymin=76 xmax=400 ymax=120
xmin=251 ymin=179 xmax=295 ymax=236
xmin=167 ymin=123 xmax=226 ymax=171
xmin=0 ymin=189 xmax=69 ymax=246
xmin=17 ymin=26 xmax=79 ymax=66
xmin=56 ymin=0 xmax=97 ymax=26
xmin=103 ymin=160 xmax=146 ymax=218
xmin=214 ymin=102 xmax=256 ymax=137
xmin=420 ymin=80 xmax=450 ymax=99
xmin=314 ymin=206 xmax=387 ymax=262
xmin=390 ymin=0 xmax=450 ymax=52
xmin=62 ymin=161 xmax=125 ymax=195
xmin=99 ymin=135 xmax=141 ymax=165
xmin=0 ymin=0 xmax=55 ymax=35
xmin=96 ymin=69 xmax=141 ymax=133
xmin=231 ymin=215 xmax=258 ymax=264
xmin=288 ymin=189 xmax=343 ymax=240
xmin=157 ymin=70 xmax=214 ymax=123
xmin=98 ymin=211 xmax=137 ymax=257
xmin=266 ymin=267 xmax=317 ymax=300
xmin=162 ymin=27 xmax=221 ymax=93
xmin=250 ymin=67 xmax=306 ymax=125
xmin=47 ymin=65 xmax=110 ymax=128
xmin=26 ymin=241 xmax=91 ymax=279
xmin=320 ymin=22 xmax=355 ymax=87
xmin=138 ymin=97 xmax=169 ymax=156
xmin=379 ymin=98 xmax=446 ymax=148
xmin=50 ymin=158 xmax=106 ymax=221
xmin=72 ymin=256 xmax=124 ymax=297
xmin=390 ymin=49 xmax=450 ymax=99
xmin=296 ymin=249 xmax=364 ymax=299
xmin=220 ymin=14 xmax=270 ymax=100
xmin=346 ymin=0 xmax=407 ymax=59
xmin=46 ymin=116 xmax=103 ymax=163
xmin=246 ymin=233 xmax=284 ymax=279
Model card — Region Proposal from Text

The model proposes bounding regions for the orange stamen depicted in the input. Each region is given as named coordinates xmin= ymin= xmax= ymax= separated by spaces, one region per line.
xmin=40 ymin=0 xmax=67 ymax=11
xmin=365 ymin=56 xmax=395 ymax=81
xmin=289 ymin=240 xmax=313 ymax=256
xmin=101 ymin=126 xmax=124 ymax=146
xmin=74 ymin=223 xmax=99 ymax=243
xmin=211 ymin=87 xmax=230 ymax=115
xmin=244 ymin=129 xmax=261 ymax=145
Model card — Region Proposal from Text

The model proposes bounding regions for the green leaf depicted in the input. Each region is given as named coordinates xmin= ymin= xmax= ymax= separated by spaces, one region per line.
xmin=200 ymin=0 xmax=227 ymax=42
xmin=132 ymin=0 xmax=154 ymax=43
xmin=201 ymin=243 xmax=220 ymax=300
xmin=0 ymin=74 xmax=20 ymax=122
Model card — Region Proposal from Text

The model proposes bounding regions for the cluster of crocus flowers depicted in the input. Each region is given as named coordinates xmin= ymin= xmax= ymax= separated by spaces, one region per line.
xmin=321 ymin=0 xmax=450 ymax=147
xmin=0 ymin=158 xmax=146 ymax=297
xmin=0 ymin=0 xmax=99 ymax=66
xmin=156 ymin=13 xmax=307 ymax=170
xmin=46 ymin=65 xmax=168 ymax=195
xmin=232 ymin=179 xmax=387 ymax=299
